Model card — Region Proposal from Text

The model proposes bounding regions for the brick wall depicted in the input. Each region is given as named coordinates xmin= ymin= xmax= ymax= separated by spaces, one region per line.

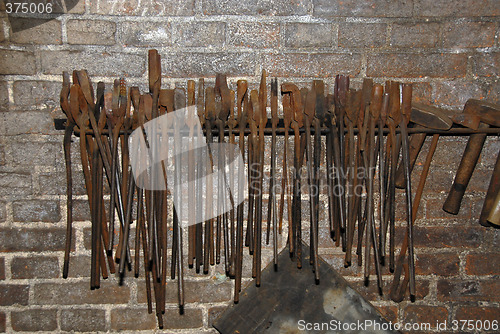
xmin=0 ymin=0 xmax=499 ymax=332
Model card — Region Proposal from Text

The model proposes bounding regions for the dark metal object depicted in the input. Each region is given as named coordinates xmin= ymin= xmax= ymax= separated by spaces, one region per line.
xmin=214 ymin=244 xmax=399 ymax=334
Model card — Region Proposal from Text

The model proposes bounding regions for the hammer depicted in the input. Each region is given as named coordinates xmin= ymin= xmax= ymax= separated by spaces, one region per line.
xmin=443 ymin=99 xmax=500 ymax=215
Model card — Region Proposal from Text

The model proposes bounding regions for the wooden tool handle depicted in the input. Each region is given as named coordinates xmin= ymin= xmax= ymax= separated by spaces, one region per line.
xmin=487 ymin=187 xmax=500 ymax=226
xmin=480 ymin=152 xmax=500 ymax=226
xmin=443 ymin=131 xmax=488 ymax=215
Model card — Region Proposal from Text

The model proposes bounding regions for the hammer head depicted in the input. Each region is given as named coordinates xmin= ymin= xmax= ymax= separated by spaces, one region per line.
xmin=411 ymin=103 xmax=454 ymax=130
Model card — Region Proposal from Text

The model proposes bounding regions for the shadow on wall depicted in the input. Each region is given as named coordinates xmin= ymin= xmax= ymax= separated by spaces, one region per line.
xmin=6 ymin=0 xmax=80 ymax=32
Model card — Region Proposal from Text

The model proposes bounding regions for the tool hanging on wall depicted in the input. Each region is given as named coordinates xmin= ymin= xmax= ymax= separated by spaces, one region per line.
xmin=58 ymin=49 xmax=500 ymax=329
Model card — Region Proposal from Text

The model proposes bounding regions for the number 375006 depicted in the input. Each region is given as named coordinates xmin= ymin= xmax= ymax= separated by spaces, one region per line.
xmin=6 ymin=2 xmax=53 ymax=14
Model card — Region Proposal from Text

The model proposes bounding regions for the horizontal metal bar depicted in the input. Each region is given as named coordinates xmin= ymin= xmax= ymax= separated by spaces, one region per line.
xmin=54 ymin=118 xmax=500 ymax=137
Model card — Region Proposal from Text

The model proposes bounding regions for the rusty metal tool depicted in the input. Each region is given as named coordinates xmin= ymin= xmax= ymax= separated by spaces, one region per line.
xmin=280 ymin=91 xmax=294 ymax=254
xmin=204 ymin=86 xmax=216 ymax=269
xmin=234 ymin=79 xmax=248 ymax=302
xmin=266 ymin=78 xmax=279 ymax=268
xmin=325 ymin=94 xmax=336 ymax=240
xmin=303 ymin=85 xmax=320 ymax=281
xmin=187 ymin=80 xmax=196 ymax=268
xmin=312 ymin=80 xmax=324 ymax=268
xmin=487 ymin=186 xmax=500 ymax=226
xmin=246 ymin=90 xmax=257 ymax=255
xmin=281 ymin=83 xmax=304 ymax=267
xmin=196 ymin=78 xmax=205 ymax=273
xmin=364 ymin=85 xmax=383 ymax=292
xmin=61 ymin=72 xmax=74 ymax=279
xmin=227 ymin=88 xmax=237 ymax=276
xmin=400 ymin=83 xmax=415 ymax=297
xmin=334 ymin=75 xmax=349 ymax=251
xmin=390 ymin=133 xmax=440 ymax=302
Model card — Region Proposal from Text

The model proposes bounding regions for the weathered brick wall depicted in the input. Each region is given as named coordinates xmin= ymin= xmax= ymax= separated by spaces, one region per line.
xmin=0 ymin=0 xmax=499 ymax=332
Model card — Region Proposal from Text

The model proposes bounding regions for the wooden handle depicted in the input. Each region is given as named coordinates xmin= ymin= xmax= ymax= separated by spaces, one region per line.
xmin=479 ymin=152 xmax=500 ymax=226
xmin=487 ymin=187 xmax=500 ymax=226
xmin=395 ymin=132 xmax=427 ymax=189
xmin=443 ymin=130 xmax=488 ymax=215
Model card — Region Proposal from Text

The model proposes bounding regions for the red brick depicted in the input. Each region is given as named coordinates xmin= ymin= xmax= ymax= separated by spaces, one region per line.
xmin=367 ymin=53 xmax=467 ymax=78
xmin=0 ymin=284 xmax=29 ymax=306
xmin=437 ymin=279 xmax=499 ymax=302
xmin=34 ymin=281 xmax=130 ymax=305
xmin=11 ymin=309 xmax=57 ymax=332
xmin=339 ymin=23 xmax=387 ymax=48
xmin=414 ymin=0 xmax=500 ymax=17
xmin=425 ymin=196 xmax=471 ymax=220
xmin=264 ymin=53 xmax=361 ymax=78
xmin=138 ymin=279 xmax=232 ymax=304
xmin=0 ymin=201 xmax=5 ymax=223
xmin=415 ymin=253 xmax=460 ymax=276
xmin=163 ymin=308 xmax=203 ymax=329
xmin=61 ymin=308 xmax=106 ymax=332
xmin=313 ymin=0 xmax=413 ymax=17
xmin=465 ymin=253 xmax=500 ymax=275
xmin=413 ymin=226 xmax=483 ymax=248
xmin=442 ymin=22 xmax=496 ymax=48
xmin=455 ymin=306 xmax=500 ymax=322
xmin=471 ymin=52 xmax=499 ymax=77
xmin=0 ymin=228 xmax=69 ymax=252
xmin=11 ymin=256 xmax=60 ymax=279
xmin=227 ymin=22 xmax=280 ymax=48
xmin=0 ymin=312 xmax=5 ymax=332
xmin=390 ymin=23 xmax=440 ymax=48
xmin=285 ymin=23 xmax=336 ymax=48
xmin=111 ymin=308 xmax=156 ymax=331
xmin=404 ymin=305 xmax=448 ymax=325
xmin=352 ymin=279 xmax=429 ymax=301
xmin=376 ymin=306 xmax=398 ymax=324
xmin=421 ymin=167 xmax=454 ymax=193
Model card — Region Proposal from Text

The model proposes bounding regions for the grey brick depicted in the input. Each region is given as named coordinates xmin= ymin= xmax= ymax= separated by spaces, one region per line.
xmin=61 ymin=309 xmax=106 ymax=332
xmin=11 ymin=256 xmax=60 ymax=279
xmin=0 ymin=311 xmax=4 ymax=332
xmin=67 ymin=19 xmax=116 ymax=45
xmin=0 ymin=82 xmax=8 ymax=110
xmin=0 ymin=21 xmax=4 ymax=43
xmin=161 ymin=52 xmax=256 ymax=77
xmin=3 ymin=111 xmax=55 ymax=135
xmin=433 ymin=80 xmax=487 ymax=108
xmin=91 ymin=0 xmax=195 ymax=16
xmin=390 ymin=23 xmax=440 ymax=48
xmin=339 ymin=23 xmax=387 ymax=48
xmin=0 ymin=227 xmax=69 ymax=252
xmin=0 ymin=284 xmax=29 ymax=306
xmin=39 ymin=167 xmax=87 ymax=196
xmin=264 ymin=53 xmax=361 ymax=77
xmin=472 ymin=52 xmax=499 ymax=77
xmin=11 ymin=309 xmax=57 ymax=332
xmin=442 ymin=22 xmax=496 ymax=48
xmin=313 ymin=0 xmax=413 ymax=17
xmin=10 ymin=18 xmax=62 ymax=45
xmin=227 ymin=22 xmax=280 ymax=48
xmin=172 ymin=22 xmax=225 ymax=47
xmin=12 ymin=200 xmax=61 ymax=222
xmin=414 ymin=0 xmax=500 ymax=17
xmin=13 ymin=80 xmax=60 ymax=108
xmin=40 ymin=51 xmax=145 ymax=77
xmin=203 ymin=0 xmax=309 ymax=15
xmin=119 ymin=21 xmax=171 ymax=46
xmin=0 ymin=258 xmax=4 ymax=280
xmin=0 ymin=172 xmax=32 ymax=196
xmin=284 ymin=23 xmax=336 ymax=48
xmin=34 ymin=281 xmax=130 ymax=305
xmin=6 ymin=141 xmax=60 ymax=166
xmin=0 ymin=201 xmax=5 ymax=222
xmin=0 ymin=50 xmax=36 ymax=75
xmin=66 ymin=255 xmax=91 ymax=278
